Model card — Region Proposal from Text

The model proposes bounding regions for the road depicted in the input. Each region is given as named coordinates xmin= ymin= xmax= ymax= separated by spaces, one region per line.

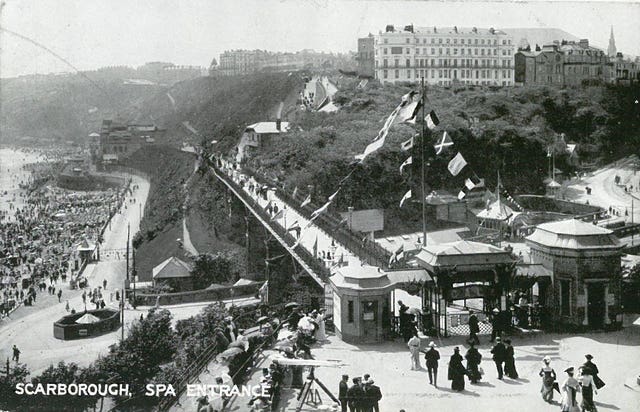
xmin=564 ymin=164 xmax=640 ymax=223
xmin=0 ymin=173 xmax=150 ymax=375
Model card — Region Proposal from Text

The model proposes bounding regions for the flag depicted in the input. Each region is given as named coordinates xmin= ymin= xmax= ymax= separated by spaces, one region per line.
xmin=401 ymin=136 xmax=414 ymax=151
xmin=355 ymin=135 xmax=387 ymax=163
xmin=313 ymin=236 xmax=318 ymax=258
xmin=394 ymin=95 xmax=422 ymax=124
xmin=447 ymin=152 xmax=467 ymax=176
xmin=300 ymin=194 xmax=311 ymax=208
xmin=547 ymin=147 xmax=552 ymax=157
xmin=433 ymin=131 xmax=453 ymax=155
xmin=399 ymin=190 xmax=412 ymax=208
xmin=458 ymin=190 xmax=467 ymax=200
xmin=465 ymin=176 xmax=482 ymax=190
xmin=356 ymin=92 xmax=410 ymax=162
xmin=425 ymin=110 xmax=440 ymax=129
xmin=292 ymin=186 xmax=298 ymax=198
xmin=389 ymin=244 xmax=404 ymax=265
xmin=311 ymin=200 xmax=331 ymax=220
xmin=328 ymin=189 xmax=340 ymax=202
xmin=271 ymin=209 xmax=284 ymax=221
xmin=400 ymin=156 xmax=413 ymax=174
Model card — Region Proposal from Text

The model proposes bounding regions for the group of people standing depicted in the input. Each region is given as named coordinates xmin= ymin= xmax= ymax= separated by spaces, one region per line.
xmin=541 ymin=354 xmax=605 ymax=412
xmin=338 ymin=373 xmax=382 ymax=412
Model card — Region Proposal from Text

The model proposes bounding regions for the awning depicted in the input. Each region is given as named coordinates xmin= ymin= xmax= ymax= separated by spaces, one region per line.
xmin=513 ymin=264 xmax=552 ymax=289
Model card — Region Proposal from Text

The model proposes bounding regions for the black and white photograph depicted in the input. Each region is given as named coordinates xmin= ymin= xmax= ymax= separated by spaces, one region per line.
xmin=1 ymin=0 xmax=639 ymax=411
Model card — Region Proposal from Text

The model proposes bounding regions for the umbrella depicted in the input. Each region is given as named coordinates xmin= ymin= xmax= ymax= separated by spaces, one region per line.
xmin=75 ymin=313 xmax=101 ymax=324
xmin=285 ymin=302 xmax=299 ymax=309
xmin=218 ymin=347 xmax=244 ymax=360
xmin=257 ymin=316 xmax=269 ymax=324
xmin=407 ymin=307 xmax=422 ymax=316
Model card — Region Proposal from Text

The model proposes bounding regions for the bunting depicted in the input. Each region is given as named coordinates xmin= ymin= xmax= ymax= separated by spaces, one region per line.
xmin=447 ymin=152 xmax=468 ymax=176
xmin=292 ymin=186 xmax=298 ymax=198
xmin=399 ymin=190 xmax=412 ymax=208
xmin=425 ymin=110 xmax=440 ymax=129
xmin=300 ymin=194 xmax=311 ymax=208
xmin=433 ymin=131 xmax=453 ymax=155
xmin=400 ymin=136 xmax=414 ymax=151
xmin=400 ymin=156 xmax=413 ymax=174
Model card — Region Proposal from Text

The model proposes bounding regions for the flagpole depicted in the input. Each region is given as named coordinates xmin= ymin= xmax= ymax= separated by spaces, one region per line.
xmin=421 ymin=77 xmax=427 ymax=248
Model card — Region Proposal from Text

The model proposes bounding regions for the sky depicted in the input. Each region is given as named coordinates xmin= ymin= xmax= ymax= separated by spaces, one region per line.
xmin=0 ymin=0 xmax=639 ymax=78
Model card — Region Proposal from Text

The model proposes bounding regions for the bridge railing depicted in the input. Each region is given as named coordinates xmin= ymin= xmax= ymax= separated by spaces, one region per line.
xmin=241 ymin=165 xmax=392 ymax=268
xmin=211 ymin=163 xmax=331 ymax=283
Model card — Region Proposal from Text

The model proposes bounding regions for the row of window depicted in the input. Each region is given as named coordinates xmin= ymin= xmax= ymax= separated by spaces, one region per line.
xmin=381 ymin=37 xmax=512 ymax=46
xmin=380 ymin=58 xmax=512 ymax=69
xmin=380 ymin=68 xmax=512 ymax=80
xmin=381 ymin=47 xmax=513 ymax=56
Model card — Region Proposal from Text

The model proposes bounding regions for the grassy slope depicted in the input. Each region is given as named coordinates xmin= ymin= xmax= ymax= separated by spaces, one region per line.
xmin=248 ymin=81 xmax=640 ymax=234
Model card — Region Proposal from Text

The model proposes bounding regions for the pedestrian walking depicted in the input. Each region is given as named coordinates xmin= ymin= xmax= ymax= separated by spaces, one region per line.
xmin=338 ymin=375 xmax=349 ymax=412
xmin=407 ymin=332 xmax=421 ymax=370
xmin=490 ymin=337 xmax=507 ymax=380
xmin=57 ymin=289 xmax=62 ymax=303
xmin=468 ymin=312 xmax=480 ymax=345
xmin=578 ymin=366 xmax=597 ymax=412
xmin=448 ymin=347 xmax=466 ymax=391
xmin=12 ymin=345 xmax=20 ymax=363
xmin=582 ymin=354 xmax=605 ymax=390
xmin=490 ymin=308 xmax=502 ymax=342
xmin=539 ymin=356 xmax=557 ymax=403
xmin=465 ymin=341 xmax=482 ymax=383
xmin=504 ymin=339 xmax=518 ymax=379
xmin=103 ymin=279 xmax=107 ymax=289
xmin=65 ymin=300 xmax=70 ymax=312
xmin=560 ymin=367 xmax=580 ymax=412
xmin=422 ymin=341 xmax=440 ymax=386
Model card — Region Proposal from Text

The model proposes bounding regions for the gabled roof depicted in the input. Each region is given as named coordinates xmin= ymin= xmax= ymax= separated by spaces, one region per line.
xmin=416 ymin=240 xmax=515 ymax=269
xmin=152 ymin=256 xmax=192 ymax=279
xmin=245 ymin=122 xmax=290 ymax=134
xmin=476 ymin=198 xmax=515 ymax=221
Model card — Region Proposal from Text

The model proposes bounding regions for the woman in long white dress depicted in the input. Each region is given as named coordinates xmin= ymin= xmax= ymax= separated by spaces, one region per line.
xmin=314 ymin=308 xmax=327 ymax=341
xmin=560 ymin=367 xmax=581 ymax=412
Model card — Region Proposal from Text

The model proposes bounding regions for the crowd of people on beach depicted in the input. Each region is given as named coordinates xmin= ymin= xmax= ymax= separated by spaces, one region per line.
xmin=0 ymin=148 xmax=129 ymax=318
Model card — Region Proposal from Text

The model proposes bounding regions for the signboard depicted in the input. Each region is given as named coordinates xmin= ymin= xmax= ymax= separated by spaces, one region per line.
xmin=332 ymin=291 xmax=341 ymax=332
xmin=448 ymin=284 xmax=487 ymax=301
xmin=79 ymin=329 xmax=88 ymax=336
xmin=339 ymin=209 xmax=384 ymax=233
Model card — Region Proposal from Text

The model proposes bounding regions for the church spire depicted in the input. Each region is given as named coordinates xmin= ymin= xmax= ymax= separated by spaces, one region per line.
xmin=608 ymin=26 xmax=617 ymax=57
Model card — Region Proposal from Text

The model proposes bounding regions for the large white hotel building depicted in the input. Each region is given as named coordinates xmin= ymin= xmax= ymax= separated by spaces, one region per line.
xmin=374 ymin=25 xmax=515 ymax=86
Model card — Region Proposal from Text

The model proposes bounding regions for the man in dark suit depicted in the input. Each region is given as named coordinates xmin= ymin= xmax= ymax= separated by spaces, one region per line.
xmin=347 ymin=377 xmax=364 ymax=412
xmin=423 ymin=341 xmax=440 ymax=387
xmin=490 ymin=337 xmax=507 ymax=379
xmin=338 ymin=374 xmax=349 ymax=412
xmin=363 ymin=379 xmax=382 ymax=412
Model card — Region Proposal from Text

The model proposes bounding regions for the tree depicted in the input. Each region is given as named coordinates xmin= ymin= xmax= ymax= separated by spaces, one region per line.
xmin=0 ymin=363 xmax=29 ymax=411
xmin=28 ymin=362 xmax=99 ymax=412
xmin=191 ymin=251 xmax=239 ymax=290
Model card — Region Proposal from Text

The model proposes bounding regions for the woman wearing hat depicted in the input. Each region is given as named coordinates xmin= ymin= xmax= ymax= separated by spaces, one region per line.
xmin=465 ymin=342 xmax=483 ymax=384
xmin=560 ymin=367 xmax=580 ymax=412
xmin=448 ymin=347 xmax=467 ymax=391
xmin=539 ymin=356 xmax=557 ymax=403
xmin=578 ymin=366 xmax=597 ymax=412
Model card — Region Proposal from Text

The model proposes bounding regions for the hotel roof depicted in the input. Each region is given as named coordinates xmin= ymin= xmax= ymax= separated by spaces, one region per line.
xmin=525 ymin=219 xmax=622 ymax=250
